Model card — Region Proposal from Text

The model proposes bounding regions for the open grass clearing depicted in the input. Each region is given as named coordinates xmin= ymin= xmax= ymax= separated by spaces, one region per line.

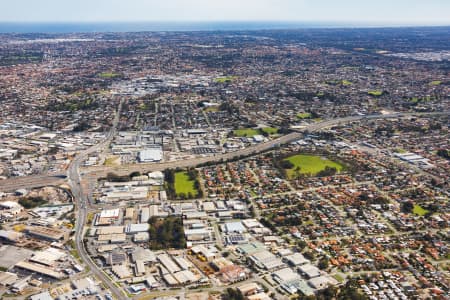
xmin=98 ymin=72 xmax=120 ymax=78
xmin=341 ymin=80 xmax=352 ymax=86
xmin=297 ymin=112 xmax=312 ymax=119
xmin=261 ymin=127 xmax=278 ymax=135
xmin=413 ymin=204 xmax=429 ymax=216
xmin=233 ymin=128 xmax=261 ymax=137
xmin=174 ymin=171 xmax=197 ymax=197
xmin=214 ymin=76 xmax=238 ymax=83
xmin=368 ymin=90 xmax=383 ymax=96
xmin=283 ymin=154 xmax=343 ymax=178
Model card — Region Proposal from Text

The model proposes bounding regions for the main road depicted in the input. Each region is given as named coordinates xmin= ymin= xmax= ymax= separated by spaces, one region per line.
xmin=68 ymin=100 xmax=128 ymax=300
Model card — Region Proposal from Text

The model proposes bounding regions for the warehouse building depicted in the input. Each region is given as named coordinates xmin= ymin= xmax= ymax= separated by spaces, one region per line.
xmin=248 ymin=250 xmax=284 ymax=270
xmin=26 ymin=226 xmax=69 ymax=242
xmin=298 ymin=264 xmax=321 ymax=279
xmin=15 ymin=261 xmax=65 ymax=280
xmin=138 ymin=148 xmax=163 ymax=162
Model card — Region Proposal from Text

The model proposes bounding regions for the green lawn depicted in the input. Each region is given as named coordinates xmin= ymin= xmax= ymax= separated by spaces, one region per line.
xmin=333 ymin=274 xmax=345 ymax=283
xmin=368 ymin=90 xmax=384 ymax=96
xmin=284 ymin=154 xmax=343 ymax=178
xmin=430 ymin=80 xmax=442 ymax=86
xmin=99 ymin=72 xmax=120 ymax=78
xmin=341 ymin=80 xmax=352 ymax=86
xmin=413 ymin=204 xmax=429 ymax=216
xmin=261 ymin=127 xmax=278 ymax=135
xmin=174 ymin=171 xmax=197 ymax=196
xmin=214 ymin=76 xmax=238 ymax=83
xmin=233 ymin=128 xmax=261 ymax=137
xmin=297 ymin=112 xmax=312 ymax=119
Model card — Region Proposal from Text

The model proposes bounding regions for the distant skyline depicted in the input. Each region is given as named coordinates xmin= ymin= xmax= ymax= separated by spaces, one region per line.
xmin=0 ymin=0 xmax=449 ymax=26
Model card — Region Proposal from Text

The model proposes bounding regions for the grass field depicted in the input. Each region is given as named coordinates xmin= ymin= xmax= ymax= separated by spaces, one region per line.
xmin=341 ymin=80 xmax=352 ymax=86
xmin=430 ymin=80 xmax=442 ymax=86
xmin=284 ymin=154 xmax=343 ymax=178
xmin=99 ymin=72 xmax=120 ymax=78
xmin=368 ymin=90 xmax=383 ymax=96
xmin=261 ymin=127 xmax=278 ymax=135
xmin=413 ymin=204 xmax=429 ymax=216
xmin=233 ymin=128 xmax=261 ymax=137
xmin=297 ymin=112 xmax=312 ymax=119
xmin=174 ymin=171 xmax=197 ymax=196
xmin=214 ymin=76 xmax=238 ymax=83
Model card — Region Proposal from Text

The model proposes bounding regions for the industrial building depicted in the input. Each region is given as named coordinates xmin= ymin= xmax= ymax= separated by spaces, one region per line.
xmin=26 ymin=226 xmax=69 ymax=242
xmin=138 ymin=148 xmax=163 ymax=162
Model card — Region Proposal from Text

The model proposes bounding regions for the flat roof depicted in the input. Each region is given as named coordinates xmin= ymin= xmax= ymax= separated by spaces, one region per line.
xmin=298 ymin=264 xmax=321 ymax=278
xmin=139 ymin=148 xmax=163 ymax=162
xmin=99 ymin=208 xmax=120 ymax=218
xmin=0 ymin=245 xmax=33 ymax=269
xmin=97 ymin=226 xmax=124 ymax=235
xmin=225 ymin=221 xmax=246 ymax=233
xmin=273 ymin=267 xmax=300 ymax=283
xmin=15 ymin=261 xmax=64 ymax=279
xmin=125 ymin=223 xmax=149 ymax=233
xmin=285 ymin=253 xmax=310 ymax=266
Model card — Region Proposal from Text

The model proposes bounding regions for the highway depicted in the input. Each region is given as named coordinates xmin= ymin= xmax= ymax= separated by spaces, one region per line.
xmin=0 ymin=174 xmax=66 ymax=192
xmin=68 ymin=100 xmax=127 ymax=300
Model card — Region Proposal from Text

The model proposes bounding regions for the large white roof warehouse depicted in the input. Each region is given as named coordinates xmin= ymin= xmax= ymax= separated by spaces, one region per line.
xmin=138 ymin=148 xmax=163 ymax=162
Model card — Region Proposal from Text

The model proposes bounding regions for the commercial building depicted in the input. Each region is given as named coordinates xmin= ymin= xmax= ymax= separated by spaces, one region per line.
xmin=112 ymin=264 xmax=132 ymax=279
xmin=224 ymin=221 xmax=246 ymax=233
xmin=15 ymin=261 xmax=65 ymax=279
xmin=298 ymin=264 xmax=322 ymax=279
xmin=248 ymin=250 xmax=284 ymax=270
xmin=26 ymin=226 xmax=69 ymax=242
xmin=125 ymin=223 xmax=149 ymax=233
xmin=284 ymin=253 xmax=310 ymax=267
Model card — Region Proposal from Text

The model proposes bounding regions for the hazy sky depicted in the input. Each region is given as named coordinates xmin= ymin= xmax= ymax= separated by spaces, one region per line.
xmin=1 ymin=0 xmax=449 ymax=25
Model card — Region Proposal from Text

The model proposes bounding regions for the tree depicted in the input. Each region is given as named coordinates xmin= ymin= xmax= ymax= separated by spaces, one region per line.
xmin=318 ymin=257 xmax=329 ymax=270
xmin=222 ymin=288 xmax=244 ymax=300
xmin=317 ymin=166 xmax=337 ymax=177
xmin=401 ymin=201 xmax=414 ymax=214
xmin=294 ymin=166 xmax=301 ymax=178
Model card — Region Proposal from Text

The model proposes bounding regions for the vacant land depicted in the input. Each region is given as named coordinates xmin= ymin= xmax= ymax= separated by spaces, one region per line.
xmin=283 ymin=154 xmax=343 ymax=178
xmin=104 ymin=156 xmax=120 ymax=166
xmin=174 ymin=171 xmax=198 ymax=197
